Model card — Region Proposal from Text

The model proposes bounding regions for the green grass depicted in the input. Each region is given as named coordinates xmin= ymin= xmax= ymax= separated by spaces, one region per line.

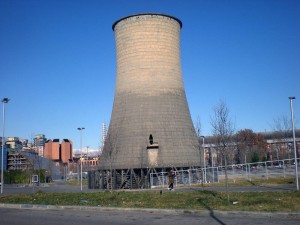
xmin=67 ymin=179 xmax=88 ymax=186
xmin=0 ymin=176 xmax=298 ymax=212
xmin=190 ymin=176 xmax=296 ymax=187
xmin=0 ymin=190 xmax=299 ymax=212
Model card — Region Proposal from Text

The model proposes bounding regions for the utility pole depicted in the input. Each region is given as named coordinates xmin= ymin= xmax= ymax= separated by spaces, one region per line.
xmin=1 ymin=98 xmax=10 ymax=194
xmin=289 ymin=96 xmax=299 ymax=191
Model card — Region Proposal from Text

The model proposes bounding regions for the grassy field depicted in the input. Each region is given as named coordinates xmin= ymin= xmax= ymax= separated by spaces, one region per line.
xmin=191 ymin=176 xmax=296 ymax=187
xmin=0 ymin=190 xmax=299 ymax=212
xmin=0 ymin=176 xmax=299 ymax=212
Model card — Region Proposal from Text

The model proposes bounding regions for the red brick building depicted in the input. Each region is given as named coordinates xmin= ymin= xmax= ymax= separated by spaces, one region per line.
xmin=61 ymin=139 xmax=72 ymax=163
xmin=52 ymin=139 xmax=60 ymax=160
xmin=44 ymin=139 xmax=73 ymax=163
xmin=44 ymin=140 xmax=53 ymax=159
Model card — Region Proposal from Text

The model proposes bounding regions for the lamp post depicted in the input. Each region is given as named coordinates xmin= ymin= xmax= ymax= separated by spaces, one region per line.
xmin=200 ymin=135 xmax=206 ymax=183
xmin=289 ymin=97 xmax=299 ymax=191
xmin=1 ymin=98 xmax=10 ymax=194
xmin=77 ymin=127 xmax=85 ymax=191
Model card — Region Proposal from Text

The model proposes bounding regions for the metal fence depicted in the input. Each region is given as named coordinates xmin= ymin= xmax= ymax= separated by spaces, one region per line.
xmin=150 ymin=158 xmax=299 ymax=188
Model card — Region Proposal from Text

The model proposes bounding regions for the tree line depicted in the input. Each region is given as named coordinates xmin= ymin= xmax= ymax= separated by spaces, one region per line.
xmin=198 ymin=100 xmax=298 ymax=167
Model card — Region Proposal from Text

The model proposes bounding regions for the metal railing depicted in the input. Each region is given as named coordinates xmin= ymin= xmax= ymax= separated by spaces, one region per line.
xmin=150 ymin=158 xmax=299 ymax=188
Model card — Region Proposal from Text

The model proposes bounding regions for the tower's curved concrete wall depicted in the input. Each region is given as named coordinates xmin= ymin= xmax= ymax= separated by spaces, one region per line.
xmin=102 ymin=13 xmax=200 ymax=169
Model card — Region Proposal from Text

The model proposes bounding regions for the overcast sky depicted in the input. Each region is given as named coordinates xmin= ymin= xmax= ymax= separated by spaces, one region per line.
xmin=1 ymin=0 xmax=299 ymax=150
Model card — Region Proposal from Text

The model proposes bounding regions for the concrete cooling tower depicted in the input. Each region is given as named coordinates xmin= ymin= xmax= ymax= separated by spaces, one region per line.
xmin=102 ymin=13 xmax=201 ymax=170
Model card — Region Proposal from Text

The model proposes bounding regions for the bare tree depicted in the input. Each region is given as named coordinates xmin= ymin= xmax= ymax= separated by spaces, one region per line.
xmin=194 ymin=116 xmax=205 ymax=187
xmin=194 ymin=116 xmax=202 ymax=138
xmin=272 ymin=115 xmax=291 ymax=132
xmin=210 ymin=100 xmax=235 ymax=203
xmin=100 ymin=124 xmax=120 ymax=192
xmin=194 ymin=116 xmax=203 ymax=164
xmin=271 ymin=115 xmax=293 ymax=160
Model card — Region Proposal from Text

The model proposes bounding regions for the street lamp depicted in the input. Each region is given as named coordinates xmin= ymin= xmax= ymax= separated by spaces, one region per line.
xmin=200 ymin=135 xmax=206 ymax=183
xmin=289 ymin=97 xmax=299 ymax=191
xmin=1 ymin=98 xmax=10 ymax=194
xmin=77 ymin=127 xmax=85 ymax=191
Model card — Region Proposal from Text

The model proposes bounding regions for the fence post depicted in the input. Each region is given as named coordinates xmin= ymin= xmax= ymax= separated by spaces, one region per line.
xmin=283 ymin=160 xmax=286 ymax=178
xmin=247 ymin=164 xmax=251 ymax=181
xmin=189 ymin=169 xmax=192 ymax=186
xmin=232 ymin=165 xmax=235 ymax=183
xmin=265 ymin=161 xmax=268 ymax=180
xmin=204 ymin=167 xmax=207 ymax=184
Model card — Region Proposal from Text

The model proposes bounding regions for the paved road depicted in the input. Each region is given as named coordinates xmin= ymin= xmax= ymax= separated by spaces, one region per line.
xmin=1 ymin=180 xmax=96 ymax=195
xmin=0 ymin=207 xmax=299 ymax=225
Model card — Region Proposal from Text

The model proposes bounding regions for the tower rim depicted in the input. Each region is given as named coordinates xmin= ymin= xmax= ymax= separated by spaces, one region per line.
xmin=112 ymin=13 xmax=182 ymax=31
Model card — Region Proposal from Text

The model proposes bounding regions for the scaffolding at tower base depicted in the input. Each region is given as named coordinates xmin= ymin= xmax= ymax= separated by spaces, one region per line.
xmin=89 ymin=158 xmax=300 ymax=190
xmin=88 ymin=167 xmax=218 ymax=190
